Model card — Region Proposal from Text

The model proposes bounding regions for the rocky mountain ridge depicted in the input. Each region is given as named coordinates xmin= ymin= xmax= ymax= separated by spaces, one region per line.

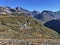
xmin=0 ymin=6 xmax=60 ymax=23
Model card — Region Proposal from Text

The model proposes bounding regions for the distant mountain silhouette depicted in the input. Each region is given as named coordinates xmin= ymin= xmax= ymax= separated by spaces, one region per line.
xmin=34 ymin=10 xmax=60 ymax=23
xmin=0 ymin=6 xmax=40 ymax=17
xmin=31 ymin=10 xmax=40 ymax=16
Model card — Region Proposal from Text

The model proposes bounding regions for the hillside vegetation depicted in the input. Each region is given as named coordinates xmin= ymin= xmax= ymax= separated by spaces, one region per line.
xmin=0 ymin=14 xmax=59 ymax=39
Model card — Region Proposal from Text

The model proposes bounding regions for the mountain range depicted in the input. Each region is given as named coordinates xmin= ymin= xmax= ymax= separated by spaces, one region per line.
xmin=0 ymin=6 xmax=60 ymax=22
xmin=0 ymin=6 xmax=60 ymax=37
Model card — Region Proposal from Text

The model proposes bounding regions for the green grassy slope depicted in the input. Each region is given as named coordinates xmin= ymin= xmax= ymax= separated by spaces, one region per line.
xmin=0 ymin=14 xmax=59 ymax=39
